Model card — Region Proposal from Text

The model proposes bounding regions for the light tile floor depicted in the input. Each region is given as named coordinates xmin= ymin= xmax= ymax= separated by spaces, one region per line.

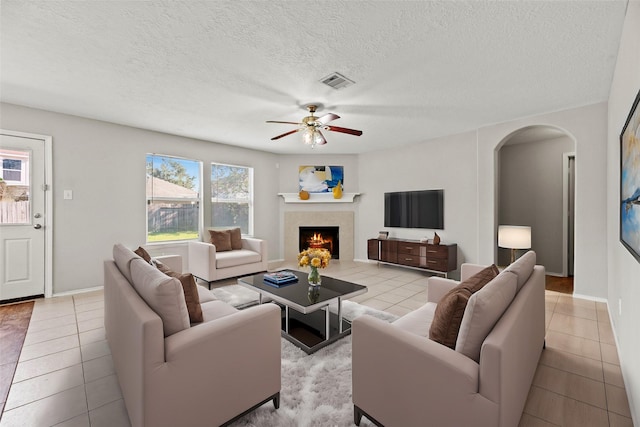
xmin=0 ymin=261 xmax=633 ymax=426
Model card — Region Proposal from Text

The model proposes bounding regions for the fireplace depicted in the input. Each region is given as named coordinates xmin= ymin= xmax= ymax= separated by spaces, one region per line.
xmin=299 ymin=226 xmax=340 ymax=259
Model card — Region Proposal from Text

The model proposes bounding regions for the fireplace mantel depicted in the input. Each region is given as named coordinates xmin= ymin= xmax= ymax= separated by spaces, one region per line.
xmin=278 ymin=192 xmax=361 ymax=203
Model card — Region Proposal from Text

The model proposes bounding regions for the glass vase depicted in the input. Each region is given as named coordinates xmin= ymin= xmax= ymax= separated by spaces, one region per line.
xmin=308 ymin=266 xmax=322 ymax=287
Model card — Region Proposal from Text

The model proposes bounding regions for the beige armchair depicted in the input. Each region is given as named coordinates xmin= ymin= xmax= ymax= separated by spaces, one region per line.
xmin=188 ymin=236 xmax=268 ymax=287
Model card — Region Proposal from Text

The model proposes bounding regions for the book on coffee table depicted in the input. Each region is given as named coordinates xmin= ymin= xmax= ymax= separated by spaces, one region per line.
xmin=263 ymin=271 xmax=298 ymax=286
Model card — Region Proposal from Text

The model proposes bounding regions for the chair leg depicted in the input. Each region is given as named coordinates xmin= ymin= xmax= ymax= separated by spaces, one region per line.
xmin=354 ymin=405 xmax=363 ymax=426
xmin=273 ymin=392 xmax=280 ymax=409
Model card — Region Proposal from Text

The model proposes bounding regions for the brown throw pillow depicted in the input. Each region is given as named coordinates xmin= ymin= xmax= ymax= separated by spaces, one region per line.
xmin=134 ymin=246 xmax=152 ymax=264
xmin=209 ymin=230 xmax=232 ymax=252
xmin=228 ymin=227 xmax=242 ymax=250
xmin=429 ymin=264 xmax=499 ymax=349
xmin=166 ymin=271 xmax=203 ymax=323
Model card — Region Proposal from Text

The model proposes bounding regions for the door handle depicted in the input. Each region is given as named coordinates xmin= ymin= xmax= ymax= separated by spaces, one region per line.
xmin=34 ymin=224 xmax=42 ymax=230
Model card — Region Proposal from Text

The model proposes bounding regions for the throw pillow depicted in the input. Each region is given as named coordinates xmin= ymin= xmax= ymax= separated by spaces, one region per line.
xmin=166 ymin=271 xmax=204 ymax=323
xmin=428 ymin=288 xmax=472 ymax=348
xmin=428 ymin=264 xmax=500 ymax=349
xmin=228 ymin=227 xmax=242 ymax=250
xmin=455 ymin=271 xmax=518 ymax=362
xmin=503 ymin=251 xmax=536 ymax=293
xmin=130 ymin=259 xmax=190 ymax=337
xmin=209 ymin=229 xmax=232 ymax=252
xmin=134 ymin=246 xmax=153 ymax=264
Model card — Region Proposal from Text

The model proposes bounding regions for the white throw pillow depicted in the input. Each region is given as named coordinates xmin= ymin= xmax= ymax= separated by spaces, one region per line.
xmin=113 ymin=243 xmax=140 ymax=283
xmin=130 ymin=258 xmax=190 ymax=337
xmin=455 ymin=271 xmax=517 ymax=362
xmin=504 ymin=251 xmax=536 ymax=293
xmin=196 ymin=284 xmax=217 ymax=303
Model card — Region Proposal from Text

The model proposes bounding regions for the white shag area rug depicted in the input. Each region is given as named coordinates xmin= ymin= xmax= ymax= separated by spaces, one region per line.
xmin=212 ymin=285 xmax=397 ymax=427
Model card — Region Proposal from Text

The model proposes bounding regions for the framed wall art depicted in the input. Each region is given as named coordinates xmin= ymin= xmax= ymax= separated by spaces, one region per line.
xmin=299 ymin=165 xmax=343 ymax=193
xmin=620 ymin=89 xmax=640 ymax=263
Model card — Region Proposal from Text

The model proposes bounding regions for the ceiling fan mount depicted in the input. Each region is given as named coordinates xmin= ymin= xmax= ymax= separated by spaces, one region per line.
xmin=267 ymin=104 xmax=362 ymax=148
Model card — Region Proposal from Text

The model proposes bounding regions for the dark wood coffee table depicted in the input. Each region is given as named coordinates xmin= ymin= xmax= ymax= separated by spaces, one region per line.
xmin=238 ymin=270 xmax=367 ymax=354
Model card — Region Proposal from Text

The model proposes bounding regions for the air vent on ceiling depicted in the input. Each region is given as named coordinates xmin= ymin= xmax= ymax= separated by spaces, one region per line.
xmin=320 ymin=72 xmax=355 ymax=90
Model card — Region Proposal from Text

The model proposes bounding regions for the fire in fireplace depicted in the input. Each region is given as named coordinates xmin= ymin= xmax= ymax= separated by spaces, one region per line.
xmin=299 ymin=226 xmax=340 ymax=259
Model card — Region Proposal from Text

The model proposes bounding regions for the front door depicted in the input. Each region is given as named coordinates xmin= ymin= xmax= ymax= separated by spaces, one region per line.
xmin=0 ymin=134 xmax=46 ymax=301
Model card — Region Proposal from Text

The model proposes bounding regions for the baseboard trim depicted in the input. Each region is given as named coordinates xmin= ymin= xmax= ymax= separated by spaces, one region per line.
xmin=572 ymin=293 xmax=608 ymax=303
xmin=53 ymin=285 xmax=104 ymax=298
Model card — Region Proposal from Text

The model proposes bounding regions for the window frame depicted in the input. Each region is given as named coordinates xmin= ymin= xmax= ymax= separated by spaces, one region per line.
xmin=1 ymin=150 xmax=29 ymax=186
xmin=146 ymin=153 xmax=203 ymax=244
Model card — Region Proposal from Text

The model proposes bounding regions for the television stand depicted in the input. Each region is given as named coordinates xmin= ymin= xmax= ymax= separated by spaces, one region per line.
xmin=367 ymin=238 xmax=457 ymax=278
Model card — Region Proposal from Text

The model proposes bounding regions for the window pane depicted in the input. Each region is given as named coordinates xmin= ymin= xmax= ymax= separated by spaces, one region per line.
xmin=146 ymin=154 xmax=201 ymax=242
xmin=147 ymin=201 xmax=199 ymax=242
xmin=0 ymin=150 xmax=30 ymax=224
xmin=212 ymin=202 xmax=249 ymax=234
xmin=211 ymin=163 xmax=252 ymax=234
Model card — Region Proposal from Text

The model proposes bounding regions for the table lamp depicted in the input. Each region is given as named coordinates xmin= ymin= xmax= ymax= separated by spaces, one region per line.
xmin=498 ymin=225 xmax=531 ymax=264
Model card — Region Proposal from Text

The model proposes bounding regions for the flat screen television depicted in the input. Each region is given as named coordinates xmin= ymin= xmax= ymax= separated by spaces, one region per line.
xmin=384 ymin=189 xmax=444 ymax=229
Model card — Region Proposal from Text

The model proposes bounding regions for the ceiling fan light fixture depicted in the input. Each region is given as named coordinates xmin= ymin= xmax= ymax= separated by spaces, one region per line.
xmin=303 ymin=127 xmax=316 ymax=147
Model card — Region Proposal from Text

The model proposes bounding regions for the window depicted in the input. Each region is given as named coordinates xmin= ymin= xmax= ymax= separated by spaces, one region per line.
xmin=146 ymin=154 xmax=201 ymax=242
xmin=211 ymin=163 xmax=253 ymax=234
xmin=1 ymin=150 xmax=29 ymax=185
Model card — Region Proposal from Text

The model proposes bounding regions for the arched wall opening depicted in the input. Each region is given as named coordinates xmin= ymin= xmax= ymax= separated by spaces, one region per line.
xmin=495 ymin=125 xmax=576 ymax=276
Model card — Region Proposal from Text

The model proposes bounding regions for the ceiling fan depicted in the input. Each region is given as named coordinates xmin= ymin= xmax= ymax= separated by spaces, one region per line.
xmin=266 ymin=104 xmax=363 ymax=148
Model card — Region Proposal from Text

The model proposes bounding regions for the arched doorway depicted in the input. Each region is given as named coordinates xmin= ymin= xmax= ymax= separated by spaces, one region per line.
xmin=496 ymin=125 xmax=576 ymax=277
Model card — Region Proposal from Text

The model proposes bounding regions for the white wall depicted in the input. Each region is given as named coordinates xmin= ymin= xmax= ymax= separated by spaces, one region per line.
xmin=477 ymin=103 xmax=608 ymax=298
xmin=498 ymin=136 xmax=575 ymax=273
xmin=357 ymin=131 xmax=479 ymax=277
xmin=0 ymin=103 xmax=281 ymax=294
xmin=607 ymin=1 xmax=640 ymax=422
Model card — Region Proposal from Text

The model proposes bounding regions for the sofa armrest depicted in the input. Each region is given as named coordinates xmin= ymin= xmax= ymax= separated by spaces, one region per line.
xmin=243 ymin=237 xmax=268 ymax=270
xmin=352 ymin=315 xmax=496 ymax=427
xmin=188 ymin=241 xmax=217 ymax=281
xmin=242 ymin=237 xmax=265 ymax=256
xmin=154 ymin=304 xmax=282 ymax=426
xmin=155 ymin=254 xmax=182 ymax=273
xmin=461 ymin=263 xmax=487 ymax=281
xmin=427 ymin=277 xmax=460 ymax=303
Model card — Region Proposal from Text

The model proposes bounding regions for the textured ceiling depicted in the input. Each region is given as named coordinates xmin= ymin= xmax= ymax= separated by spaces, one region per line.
xmin=0 ymin=1 xmax=628 ymax=154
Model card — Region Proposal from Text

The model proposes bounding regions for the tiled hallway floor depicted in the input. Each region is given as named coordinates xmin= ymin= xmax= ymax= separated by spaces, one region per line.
xmin=0 ymin=261 xmax=633 ymax=426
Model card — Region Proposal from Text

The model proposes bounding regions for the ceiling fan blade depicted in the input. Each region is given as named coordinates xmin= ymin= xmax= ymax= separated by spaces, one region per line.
xmin=316 ymin=113 xmax=340 ymax=125
xmin=270 ymin=128 xmax=302 ymax=141
xmin=315 ymin=130 xmax=327 ymax=145
xmin=324 ymin=125 xmax=363 ymax=136
xmin=266 ymin=120 xmax=302 ymax=125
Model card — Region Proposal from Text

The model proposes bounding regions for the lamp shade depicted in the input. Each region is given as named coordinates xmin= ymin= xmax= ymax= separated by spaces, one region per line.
xmin=498 ymin=225 xmax=531 ymax=249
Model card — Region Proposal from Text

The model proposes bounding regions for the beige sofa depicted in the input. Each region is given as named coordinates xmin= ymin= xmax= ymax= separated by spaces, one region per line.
xmin=104 ymin=244 xmax=281 ymax=427
xmin=188 ymin=234 xmax=268 ymax=287
xmin=352 ymin=251 xmax=545 ymax=427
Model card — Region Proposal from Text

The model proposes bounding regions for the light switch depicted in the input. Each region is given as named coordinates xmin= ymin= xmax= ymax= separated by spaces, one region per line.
xmin=64 ymin=190 xmax=73 ymax=200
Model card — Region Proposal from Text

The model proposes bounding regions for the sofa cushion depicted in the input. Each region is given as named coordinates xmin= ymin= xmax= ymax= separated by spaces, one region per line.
xmin=228 ymin=227 xmax=242 ymax=250
xmin=113 ymin=243 xmax=141 ymax=283
xmin=216 ymin=249 xmax=262 ymax=269
xmin=392 ymin=302 xmax=437 ymax=337
xmin=200 ymin=300 xmax=238 ymax=322
xmin=455 ymin=271 xmax=518 ymax=362
xmin=130 ymin=258 xmax=191 ymax=337
xmin=504 ymin=250 xmax=536 ymax=292
xmin=429 ymin=264 xmax=499 ymax=348
xmin=209 ymin=230 xmax=232 ymax=252
xmin=166 ymin=271 xmax=203 ymax=323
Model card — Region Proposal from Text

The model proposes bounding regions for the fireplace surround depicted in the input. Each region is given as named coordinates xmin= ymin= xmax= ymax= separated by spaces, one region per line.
xmin=284 ymin=211 xmax=354 ymax=262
